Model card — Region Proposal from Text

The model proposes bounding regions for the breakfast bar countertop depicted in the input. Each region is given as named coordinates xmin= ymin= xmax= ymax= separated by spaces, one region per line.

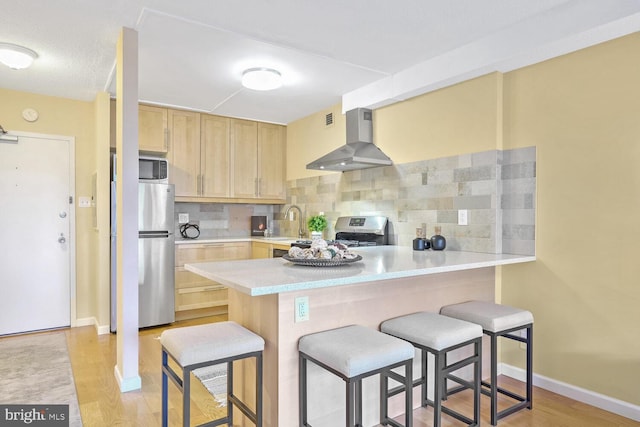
xmin=185 ymin=246 xmax=535 ymax=296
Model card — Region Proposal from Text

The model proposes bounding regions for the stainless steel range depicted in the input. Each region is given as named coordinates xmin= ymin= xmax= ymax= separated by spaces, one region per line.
xmin=292 ymin=215 xmax=388 ymax=248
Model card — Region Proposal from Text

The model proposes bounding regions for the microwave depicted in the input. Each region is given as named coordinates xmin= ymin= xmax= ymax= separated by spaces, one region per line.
xmin=139 ymin=156 xmax=168 ymax=183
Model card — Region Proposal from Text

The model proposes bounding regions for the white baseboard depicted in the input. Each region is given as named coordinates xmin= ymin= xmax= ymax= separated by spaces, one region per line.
xmin=500 ymin=363 xmax=640 ymax=422
xmin=74 ymin=317 xmax=111 ymax=335
xmin=113 ymin=365 xmax=141 ymax=392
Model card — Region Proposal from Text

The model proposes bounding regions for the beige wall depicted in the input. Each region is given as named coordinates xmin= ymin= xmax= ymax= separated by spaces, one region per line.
xmin=501 ymin=34 xmax=640 ymax=404
xmin=286 ymin=34 xmax=640 ymax=406
xmin=0 ymin=87 xmax=99 ymax=323
xmin=286 ymin=73 xmax=502 ymax=180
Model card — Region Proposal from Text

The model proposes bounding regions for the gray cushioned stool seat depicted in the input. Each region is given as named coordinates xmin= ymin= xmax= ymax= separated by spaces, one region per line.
xmin=381 ymin=312 xmax=483 ymax=427
xmin=160 ymin=321 xmax=265 ymax=367
xmin=160 ymin=321 xmax=265 ymax=427
xmin=299 ymin=324 xmax=414 ymax=377
xmin=439 ymin=300 xmax=533 ymax=333
xmin=381 ymin=311 xmax=482 ymax=350
xmin=298 ymin=325 xmax=414 ymax=427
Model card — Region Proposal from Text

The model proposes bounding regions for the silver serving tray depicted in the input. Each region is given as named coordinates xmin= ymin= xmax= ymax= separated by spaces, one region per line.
xmin=282 ymin=254 xmax=362 ymax=267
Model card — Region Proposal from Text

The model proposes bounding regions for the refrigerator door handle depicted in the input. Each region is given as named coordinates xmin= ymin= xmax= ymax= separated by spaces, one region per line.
xmin=139 ymin=231 xmax=170 ymax=238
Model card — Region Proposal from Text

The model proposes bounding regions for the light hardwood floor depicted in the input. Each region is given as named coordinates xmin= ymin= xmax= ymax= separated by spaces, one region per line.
xmin=10 ymin=316 xmax=638 ymax=426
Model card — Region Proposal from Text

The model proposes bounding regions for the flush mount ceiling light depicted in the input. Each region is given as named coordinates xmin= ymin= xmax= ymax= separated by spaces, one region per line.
xmin=241 ymin=67 xmax=282 ymax=91
xmin=0 ymin=43 xmax=38 ymax=69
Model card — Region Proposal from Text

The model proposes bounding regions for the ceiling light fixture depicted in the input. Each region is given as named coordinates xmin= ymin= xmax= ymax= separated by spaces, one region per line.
xmin=0 ymin=43 xmax=38 ymax=69
xmin=241 ymin=67 xmax=282 ymax=91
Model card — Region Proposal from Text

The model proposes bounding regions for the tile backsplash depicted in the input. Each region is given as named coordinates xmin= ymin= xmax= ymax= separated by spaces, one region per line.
xmin=174 ymin=147 xmax=535 ymax=255
xmin=284 ymin=147 xmax=536 ymax=255
xmin=174 ymin=203 xmax=280 ymax=240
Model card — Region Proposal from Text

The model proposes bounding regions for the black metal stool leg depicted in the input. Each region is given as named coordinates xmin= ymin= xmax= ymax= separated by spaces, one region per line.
xmin=527 ymin=325 xmax=533 ymax=410
xmin=347 ymin=379 xmax=355 ymax=426
xmin=162 ymin=351 xmax=168 ymax=427
xmin=490 ymin=333 xmax=498 ymax=426
xmin=183 ymin=367 xmax=191 ymax=427
xmin=256 ymin=353 xmax=263 ymax=427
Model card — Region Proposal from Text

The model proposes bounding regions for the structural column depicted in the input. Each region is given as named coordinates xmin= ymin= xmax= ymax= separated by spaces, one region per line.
xmin=114 ymin=26 xmax=141 ymax=392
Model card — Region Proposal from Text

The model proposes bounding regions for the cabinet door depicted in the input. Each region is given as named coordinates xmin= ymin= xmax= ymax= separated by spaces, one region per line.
xmin=139 ymin=105 xmax=168 ymax=153
xmin=201 ymin=114 xmax=230 ymax=198
xmin=168 ymin=109 xmax=201 ymax=197
xmin=251 ymin=242 xmax=272 ymax=259
xmin=231 ymin=119 xmax=258 ymax=198
xmin=175 ymin=242 xmax=250 ymax=313
xmin=258 ymin=122 xmax=286 ymax=200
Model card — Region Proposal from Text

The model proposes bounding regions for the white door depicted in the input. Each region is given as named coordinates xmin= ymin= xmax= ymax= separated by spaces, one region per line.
xmin=0 ymin=133 xmax=73 ymax=335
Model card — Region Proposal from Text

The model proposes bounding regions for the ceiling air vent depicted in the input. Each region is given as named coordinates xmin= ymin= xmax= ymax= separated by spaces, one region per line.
xmin=325 ymin=112 xmax=333 ymax=126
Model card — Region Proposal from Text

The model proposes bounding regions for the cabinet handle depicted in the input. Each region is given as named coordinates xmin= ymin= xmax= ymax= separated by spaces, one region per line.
xmin=201 ymin=174 xmax=205 ymax=195
xmin=164 ymin=128 xmax=168 ymax=151
xmin=196 ymin=174 xmax=201 ymax=194
xmin=203 ymin=285 xmax=225 ymax=292
xmin=255 ymin=178 xmax=258 ymax=196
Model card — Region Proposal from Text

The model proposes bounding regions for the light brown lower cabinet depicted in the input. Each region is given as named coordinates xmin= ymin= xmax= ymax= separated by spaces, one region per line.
xmin=175 ymin=241 xmax=250 ymax=319
xmin=251 ymin=241 xmax=291 ymax=259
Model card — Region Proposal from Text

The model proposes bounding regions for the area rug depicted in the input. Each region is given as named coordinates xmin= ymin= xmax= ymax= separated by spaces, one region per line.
xmin=0 ymin=332 xmax=82 ymax=426
xmin=193 ymin=364 xmax=228 ymax=407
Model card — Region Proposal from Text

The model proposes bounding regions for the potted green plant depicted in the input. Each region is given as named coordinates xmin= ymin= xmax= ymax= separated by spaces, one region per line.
xmin=307 ymin=214 xmax=328 ymax=240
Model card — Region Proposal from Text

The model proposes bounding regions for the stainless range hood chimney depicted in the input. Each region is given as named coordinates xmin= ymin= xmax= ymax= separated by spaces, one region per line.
xmin=306 ymin=108 xmax=393 ymax=172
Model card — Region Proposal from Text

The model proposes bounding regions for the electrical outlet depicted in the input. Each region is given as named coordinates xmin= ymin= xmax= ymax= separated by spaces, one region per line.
xmin=178 ymin=213 xmax=189 ymax=224
xmin=294 ymin=296 xmax=309 ymax=322
xmin=458 ymin=209 xmax=468 ymax=226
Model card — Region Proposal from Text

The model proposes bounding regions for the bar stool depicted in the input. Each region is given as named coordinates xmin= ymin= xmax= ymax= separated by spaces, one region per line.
xmin=298 ymin=325 xmax=415 ymax=427
xmin=381 ymin=312 xmax=483 ymax=427
xmin=160 ymin=321 xmax=265 ymax=427
xmin=440 ymin=300 xmax=533 ymax=425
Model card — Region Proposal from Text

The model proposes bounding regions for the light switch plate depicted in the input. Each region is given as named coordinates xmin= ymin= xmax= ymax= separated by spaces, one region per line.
xmin=458 ymin=209 xmax=468 ymax=226
xmin=178 ymin=213 xmax=189 ymax=224
xmin=78 ymin=196 xmax=91 ymax=208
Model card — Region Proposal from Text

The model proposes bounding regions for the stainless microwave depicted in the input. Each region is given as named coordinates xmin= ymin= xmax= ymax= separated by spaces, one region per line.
xmin=139 ymin=156 xmax=168 ymax=183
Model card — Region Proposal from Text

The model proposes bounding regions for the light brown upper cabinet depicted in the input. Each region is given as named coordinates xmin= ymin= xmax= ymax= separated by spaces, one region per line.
xmin=169 ymin=112 xmax=231 ymax=198
xmin=231 ymin=119 xmax=259 ymax=198
xmin=109 ymin=102 xmax=168 ymax=153
xmin=138 ymin=105 xmax=168 ymax=153
xmin=258 ymin=122 xmax=286 ymax=200
xmin=201 ymin=114 xmax=231 ymax=198
xmin=167 ymin=109 xmax=201 ymax=197
xmin=162 ymin=109 xmax=285 ymax=203
xmin=231 ymin=120 xmax=286 ymax=200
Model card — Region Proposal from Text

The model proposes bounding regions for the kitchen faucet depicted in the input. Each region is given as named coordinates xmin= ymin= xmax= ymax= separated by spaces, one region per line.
xmin=283 ymin=205 xmax=305 ymax=238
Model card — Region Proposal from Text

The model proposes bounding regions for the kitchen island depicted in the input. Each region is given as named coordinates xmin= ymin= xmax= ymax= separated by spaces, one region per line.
xmin=186 ymin=247 xmax=535 ymax=426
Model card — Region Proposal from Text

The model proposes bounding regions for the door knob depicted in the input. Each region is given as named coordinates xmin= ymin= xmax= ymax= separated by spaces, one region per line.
xmin=59 ymin=211 xmax=67 ymax=218
xmin=58 ymin=233 xmax=66 ymax=244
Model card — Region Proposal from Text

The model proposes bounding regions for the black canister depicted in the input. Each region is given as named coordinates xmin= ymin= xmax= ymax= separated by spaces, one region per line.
xmin=413 ymin=237 xmax=425 ymax=250
xmin=430 ymin=226 xmax=446 ymax=251
xmin=413 ymin=227 xmax=425 ymax=251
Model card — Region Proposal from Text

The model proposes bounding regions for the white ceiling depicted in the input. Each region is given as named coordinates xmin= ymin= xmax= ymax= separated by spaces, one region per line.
xmin=3 ymin=1 xmax=640 ymax=124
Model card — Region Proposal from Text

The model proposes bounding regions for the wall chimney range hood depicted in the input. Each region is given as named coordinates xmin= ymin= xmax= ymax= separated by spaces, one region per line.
xmin=306 ymin=108 xmax=393 ymax=172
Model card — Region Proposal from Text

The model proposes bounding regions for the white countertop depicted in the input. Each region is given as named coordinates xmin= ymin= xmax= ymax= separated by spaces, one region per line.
xmin=185 ymin=246 xmax=535 ymax=296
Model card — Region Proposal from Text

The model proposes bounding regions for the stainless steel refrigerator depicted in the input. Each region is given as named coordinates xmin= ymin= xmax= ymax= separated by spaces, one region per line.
xmin=110 ymin=182 xmax=175 ymax=331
